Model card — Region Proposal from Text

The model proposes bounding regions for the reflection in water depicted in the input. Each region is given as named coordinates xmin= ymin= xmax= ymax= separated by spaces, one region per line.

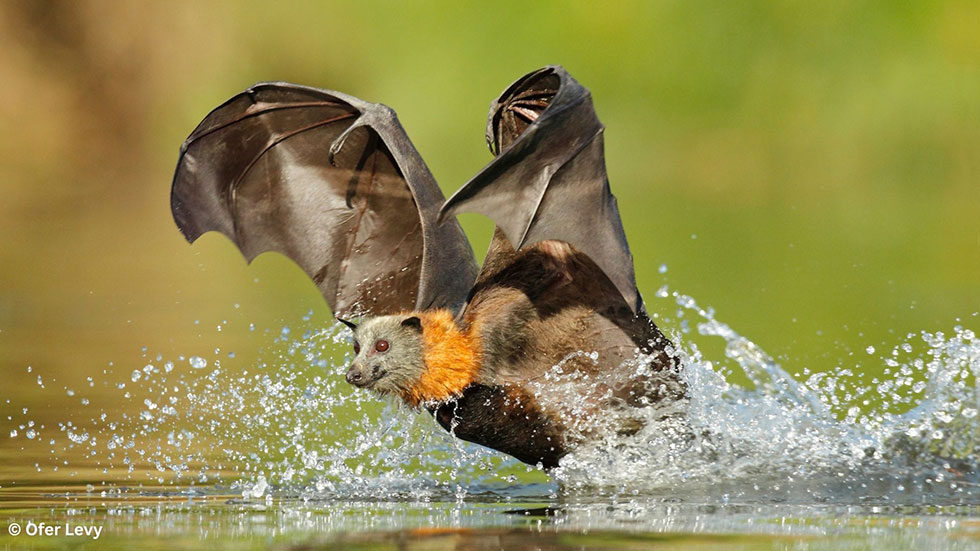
xmin=2 ymin=495 xmax=980 ymax=550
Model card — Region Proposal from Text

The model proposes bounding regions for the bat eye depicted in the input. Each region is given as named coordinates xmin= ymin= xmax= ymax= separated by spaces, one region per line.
xmin=375 ymin=339 xmax=389 ymax=353
xmin=353 ymin=341 xmax=360 ymax=355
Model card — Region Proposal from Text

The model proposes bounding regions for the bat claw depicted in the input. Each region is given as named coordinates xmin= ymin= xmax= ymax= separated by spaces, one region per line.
xmin=329 ymin=123 xmax=358 ymax=167
xmin=330 ymin=104 xmax=396 ymax=167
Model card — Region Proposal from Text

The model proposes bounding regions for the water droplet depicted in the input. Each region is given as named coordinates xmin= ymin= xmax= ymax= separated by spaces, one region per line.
xmin=658 ymin=264 xmax=668 ymax=274
xmin=25 ymin=429 xmax=36 ymax=439
xmin=189 ymin=356 xmax=208 ymax=369
xmin=246 ymin=475 xmax=268 ymax=498
xmin=9 ymin=430 xmax=17 ymax=438
xmin=865 ymin=346 xmax=875 ymax=354
xmin=131 ymin=370 xmax=142 ymax=382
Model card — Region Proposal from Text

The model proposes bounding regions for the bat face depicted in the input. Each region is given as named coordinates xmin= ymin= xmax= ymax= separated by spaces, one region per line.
xmin=344 ymin=315 xmax=426 ymax=396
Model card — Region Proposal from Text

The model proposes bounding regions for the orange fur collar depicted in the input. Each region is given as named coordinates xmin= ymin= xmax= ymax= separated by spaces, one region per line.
xmin=400 ymin=309 xmax=481 ymax=407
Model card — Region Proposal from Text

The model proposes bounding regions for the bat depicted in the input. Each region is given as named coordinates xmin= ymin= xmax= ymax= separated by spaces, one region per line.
xmin=171 ymin=66 xmax=685 ymax=469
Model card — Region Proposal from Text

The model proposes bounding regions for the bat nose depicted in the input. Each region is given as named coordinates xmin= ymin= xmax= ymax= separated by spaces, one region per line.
xmin=346 ymin=365 xmax=366 ymax=387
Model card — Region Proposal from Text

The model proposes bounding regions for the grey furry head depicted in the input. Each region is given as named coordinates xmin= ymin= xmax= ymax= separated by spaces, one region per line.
xmin=342 ymin=314 xmax=425 ymax=396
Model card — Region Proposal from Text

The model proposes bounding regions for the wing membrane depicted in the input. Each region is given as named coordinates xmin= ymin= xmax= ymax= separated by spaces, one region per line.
xmin=172 ymin=83 xmax=477 ymax=317
xmin=441 ymin=67 xmax=641 ymax=312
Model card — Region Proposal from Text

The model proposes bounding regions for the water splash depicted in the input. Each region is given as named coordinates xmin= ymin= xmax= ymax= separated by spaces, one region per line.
xmin=3 ymin=317 xmax=541 ymax=501
xmin=555 ymin=291 xmax=980 ymax=504
xmin=3 ymin=291 xmax=979 ymax=505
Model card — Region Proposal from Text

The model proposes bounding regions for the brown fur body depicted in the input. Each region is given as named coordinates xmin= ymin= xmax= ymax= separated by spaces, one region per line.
xmin=345 ymin=229 xmax=685 ymax=469
xmin=433 ymin=230 xmax=683 ymax=467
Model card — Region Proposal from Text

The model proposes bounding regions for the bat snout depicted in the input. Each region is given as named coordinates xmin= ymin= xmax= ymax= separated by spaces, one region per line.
xmin=345 ymin=363 xmax=387 ymax=388
xmin=346 ymin=364 xmax=369 ymax=387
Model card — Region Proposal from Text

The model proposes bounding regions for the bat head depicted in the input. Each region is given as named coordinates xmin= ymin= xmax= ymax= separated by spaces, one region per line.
xmin=341 ymin=314 xmax=426 ymax=397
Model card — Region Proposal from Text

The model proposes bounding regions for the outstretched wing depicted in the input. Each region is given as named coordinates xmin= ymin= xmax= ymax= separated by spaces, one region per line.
xmin=440 ymin=66 xmax=641 ymax=312
xmin=172 ymin=83 xmax=478 ymax=317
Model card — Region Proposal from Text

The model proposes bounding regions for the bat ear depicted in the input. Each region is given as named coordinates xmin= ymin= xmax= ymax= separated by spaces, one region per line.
xmin=337 ymin=317 xmax=358 ymax=332
xmin=401 ymin=316 xmax=422 ymax=332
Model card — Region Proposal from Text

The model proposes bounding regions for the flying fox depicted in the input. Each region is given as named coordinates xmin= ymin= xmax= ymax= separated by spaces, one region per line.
xmin=170 ymin=66 xmax=685 ymax=469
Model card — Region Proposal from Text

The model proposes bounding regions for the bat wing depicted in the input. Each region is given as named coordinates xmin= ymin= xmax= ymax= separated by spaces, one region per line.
xmin=440 ymin=66 xmax=642 ymax=313
xmin=172 ymin=83 xmax=478 ymax=317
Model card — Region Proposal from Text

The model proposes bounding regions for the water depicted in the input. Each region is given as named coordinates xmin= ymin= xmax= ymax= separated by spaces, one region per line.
xmin=2 ymin=287 xmax=979 ymax=549
xmin=557 ymin=293 xmax=980 ymax=505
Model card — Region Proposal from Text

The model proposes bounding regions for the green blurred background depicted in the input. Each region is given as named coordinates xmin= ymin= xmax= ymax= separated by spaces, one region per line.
xmin=1 ymin=0 xmax=978 ymax=462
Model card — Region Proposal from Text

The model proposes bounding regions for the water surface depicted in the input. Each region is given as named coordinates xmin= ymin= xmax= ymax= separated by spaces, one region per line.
xmin=3 ymin=289 xmax=978 ymax=549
